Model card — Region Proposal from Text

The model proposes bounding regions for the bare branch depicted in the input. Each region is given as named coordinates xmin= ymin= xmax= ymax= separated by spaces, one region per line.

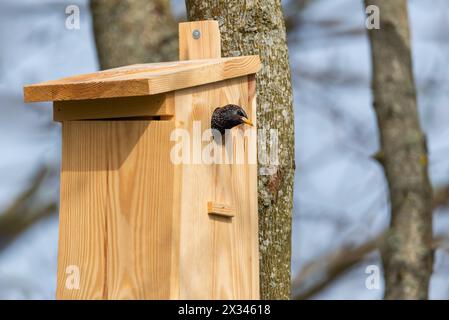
xmin=0 ymin=165 xmax=57 ymax=251
xmin=292 ymin=184 xmax=449 ymax=300
xmin=292 ymin=233 xmax=384 ymax=300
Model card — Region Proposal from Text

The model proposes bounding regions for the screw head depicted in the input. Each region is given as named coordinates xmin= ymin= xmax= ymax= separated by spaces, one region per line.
xmin=192 ymin=29 xmax=201 ymax=39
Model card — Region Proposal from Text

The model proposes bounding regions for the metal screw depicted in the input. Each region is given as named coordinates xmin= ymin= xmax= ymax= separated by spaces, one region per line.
xmin=192 ymin=29 xmax=201 ymax=39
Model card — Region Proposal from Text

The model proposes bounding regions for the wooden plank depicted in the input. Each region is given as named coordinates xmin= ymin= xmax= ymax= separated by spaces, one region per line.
xmin=23 ymin=56 xmax=260 ymax=102
xmin=247 ymin=74 xmax=260 ymax=298
xmin=174 ymin=86 xmax=214 ymax=299
xmin=179 ymin=20 xmax=221 ymax=60
xmin=175 ymin=77 xmax=258 ymax=299
xmin=57 ymin=120 xmax=177 ymax=299
xmin=213 ymin=76 xmax=259 ymax=299
xmin=53 ymin=93 xmax=174 ymax=121
xmin=166 ymin=93 xmax=182 ymax=300
xmin=175 ymin=20 xmax=259 ymax=300
xmin=57 ymin=122 xmax=109 ymax=299
xmin=207 ymin=202 xmax=235 ymax=218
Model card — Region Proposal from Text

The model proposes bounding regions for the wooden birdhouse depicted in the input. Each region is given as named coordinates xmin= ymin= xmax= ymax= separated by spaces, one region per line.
xmin=23 ymin=21 xmax=260 ymax=300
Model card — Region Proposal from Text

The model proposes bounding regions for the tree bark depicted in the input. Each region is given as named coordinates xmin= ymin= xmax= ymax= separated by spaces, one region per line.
xmin=185 ymin=1 xmax=295 ymax=299
xmin=90 ymin=0 xmax=178 ymax=69
xmin=365 ymin=0 xmax=433 ymax=299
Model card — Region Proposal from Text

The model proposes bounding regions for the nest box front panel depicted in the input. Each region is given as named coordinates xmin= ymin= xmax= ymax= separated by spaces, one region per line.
xmin=174 ymin=75 xmax=259 ymax=299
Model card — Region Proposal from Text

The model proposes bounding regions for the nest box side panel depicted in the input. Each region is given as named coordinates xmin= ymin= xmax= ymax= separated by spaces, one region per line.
xmin=174 ymin=75 xmax=259 ymax=299
xmin=57 ymin=120 xmax=177 ymax=299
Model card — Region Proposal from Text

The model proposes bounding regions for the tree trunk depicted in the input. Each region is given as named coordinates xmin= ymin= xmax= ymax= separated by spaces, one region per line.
xmin=90 ymin=0 xmax=178 ymax=69
xmin=365 ymin=0 xmax=433 ymax=299
xmin=185 ymin=0 xmax=295 ymax=299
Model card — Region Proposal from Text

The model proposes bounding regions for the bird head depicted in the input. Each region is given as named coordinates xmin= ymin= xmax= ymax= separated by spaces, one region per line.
xmin=211 ymin=104 xmax=253 ymax=135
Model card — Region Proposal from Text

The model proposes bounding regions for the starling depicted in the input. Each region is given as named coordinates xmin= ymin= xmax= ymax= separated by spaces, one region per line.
xmin=211 ymin=104 xmax=253 ymax=135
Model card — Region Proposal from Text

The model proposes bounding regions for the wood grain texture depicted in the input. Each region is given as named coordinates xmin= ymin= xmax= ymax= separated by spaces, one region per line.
xmin=207 ymin=201 xmax=235 ymax=218
xmin=53 ymin=93 xmax=174 ymax=121
xmin=174 ymin=24 xmax=258 ymax=299
xmin=52 ymin=20 xmax=259 ymax=300
xmin=179 ymin=20 xmax=221 ymax=60
xmin=247 ymin=73 xmax=259 ymax=296
xmin=23 ymin=56 xmax=260 ymax=102
xmin=57 ymin=120 xmax=177 ymax=299
xmin=174 ymin=76 xmax=259 ymax=299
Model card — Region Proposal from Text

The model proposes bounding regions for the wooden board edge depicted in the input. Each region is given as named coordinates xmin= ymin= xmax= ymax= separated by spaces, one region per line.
xmin=207 ymin=201 xmax=235 ymax=218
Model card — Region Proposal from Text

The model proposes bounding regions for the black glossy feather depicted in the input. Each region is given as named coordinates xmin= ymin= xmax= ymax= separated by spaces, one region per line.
xmin=211 ymin=104 xmax=249 ymax=135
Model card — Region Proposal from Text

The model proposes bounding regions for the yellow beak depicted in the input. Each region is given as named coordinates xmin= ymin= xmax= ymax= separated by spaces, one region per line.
xmin=240 ymin=117 xmax=254 ymax=126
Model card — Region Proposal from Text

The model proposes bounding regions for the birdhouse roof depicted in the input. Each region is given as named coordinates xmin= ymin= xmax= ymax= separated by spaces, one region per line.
xmin=23 ymin=56 xmax=261 ymax=102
